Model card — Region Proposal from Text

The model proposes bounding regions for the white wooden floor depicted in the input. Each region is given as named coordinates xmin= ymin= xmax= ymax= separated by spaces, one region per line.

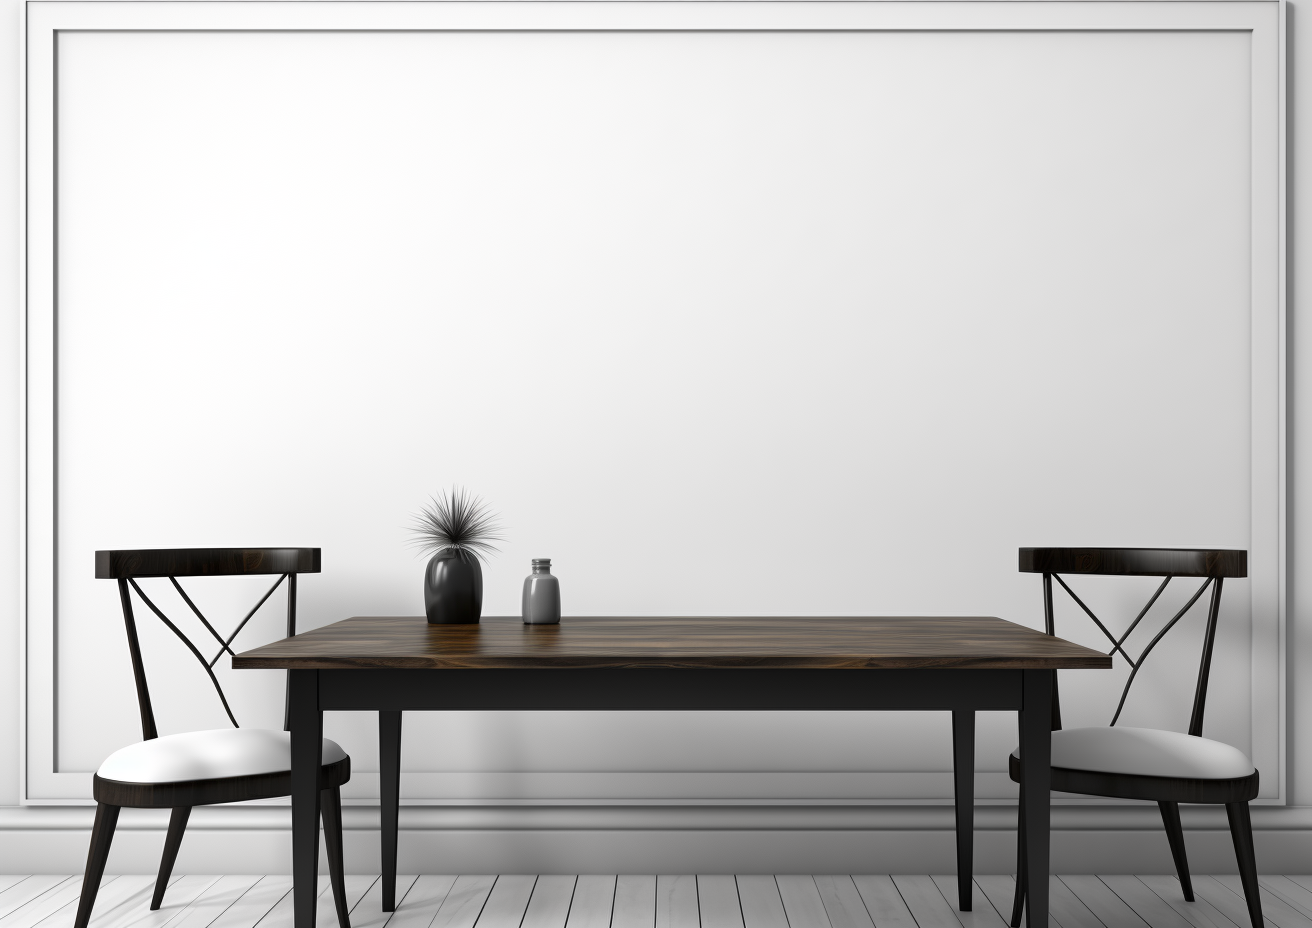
xmin=0 ymin=874 xmax=1306 ymax=928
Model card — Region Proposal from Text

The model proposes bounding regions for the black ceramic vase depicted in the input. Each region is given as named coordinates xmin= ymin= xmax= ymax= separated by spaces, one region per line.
xmin=424 ymin=548 xmax=483 ymax=624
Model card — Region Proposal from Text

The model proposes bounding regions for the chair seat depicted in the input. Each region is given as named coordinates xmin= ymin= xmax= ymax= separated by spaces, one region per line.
xmin=97 ymin=728 xmax=347 ymax=784
xmin=1010 ymin=726 xmax=1254 ymax=780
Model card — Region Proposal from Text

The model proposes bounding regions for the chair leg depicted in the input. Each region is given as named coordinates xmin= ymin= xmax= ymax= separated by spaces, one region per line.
xmin=1157 ymin=801 xmax=1194 ymax=901
xmin=74 ymin=803 xmax=121 ymax=928
xmin=1011 ymin=797 xmax=1026 ymax=928
xmin=321 ymin=786 xmax=351 ymax=928
xmin=1226 ymin=802 xmax=1264 ymax=928
xmin=151 ymin=806 xmax=191 ymax=910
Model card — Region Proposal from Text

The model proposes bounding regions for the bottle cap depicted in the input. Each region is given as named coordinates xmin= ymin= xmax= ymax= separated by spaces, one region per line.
xmin=532 ymin=558 xmax=551 ymax=567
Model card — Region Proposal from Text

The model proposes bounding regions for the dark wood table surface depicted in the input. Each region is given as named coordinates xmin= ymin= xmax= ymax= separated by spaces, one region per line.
xmin=235 ymin=615 xmax=1110 ymax=928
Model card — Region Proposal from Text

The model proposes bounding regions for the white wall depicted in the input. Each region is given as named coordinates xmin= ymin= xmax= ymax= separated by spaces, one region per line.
xmin=0 ymin=0 xmax=1306 ymax=875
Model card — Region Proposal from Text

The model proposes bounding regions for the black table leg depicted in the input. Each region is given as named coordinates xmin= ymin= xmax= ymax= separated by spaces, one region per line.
xmin=952 ymin=710 xmax=975 ymax=911
xmin=379 ymin=710 xmax=402 ymax=911
xmin=290 ymin=670 xmax=322 ymax=928
xmin=1020 ymin=670 xmax=1053 ymax=928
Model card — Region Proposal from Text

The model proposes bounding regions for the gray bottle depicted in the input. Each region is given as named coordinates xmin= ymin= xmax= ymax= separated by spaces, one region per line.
xmin=522 ymin=558 xmax=561 ymax=625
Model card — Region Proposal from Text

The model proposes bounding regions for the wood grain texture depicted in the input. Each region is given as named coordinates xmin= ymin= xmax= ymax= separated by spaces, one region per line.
xmin=1007 ymin=754 xmax=1261 ymax=805
xmin=1212 ymin=876 xmax=1306 ymax=928
xmin=162 ymin=876 xmax=264 ymax=928
xmin=233 ymin=615 xmax=1110 ymax=670
xmin=654 ymin=877 xmax=697 ymax=928
xmin=813 ymin=876 xmax=874 ymax=928
xmin=96 ymin=549 xmax=320 ymax=580
xmin=695 ymin=877 xmax=742 ymax=928
xmin=734 ymin=878 xmax=787 ymax=928
xmin=475 ymin=877 xmax=535 ymax=928
xmin=92 ymin=757 xmax=351 ymax=808
xmin=383 ymin=876 xmax=457 ymax=928
xmin=1136 ymin=876 xmax=1243 ymax=928
xmin=852 ymin=876 xmax=918 ymax=928
xmin=520 ymin=877 xmax=575 ymax=928
xmin=930 ymin=875 xmax=1008 ymax=928
xmin=563 ymin=877 xmax=615 ymax=928
xmin=775 ymin=877 xmax=828 ymax=928
xmin=611 ymin=876 xmax=655 ymax=928
xmin=890 ymin=875 xmax=960 ymax=928
xmin=430 ymin=876 xmax=495 ymax=928
xmin=1097 ymin=877 xmax=1199 ymax=928
xmin=1058 ymin=876 xmax=1150 ymax=928
xmin=1018 ymin=548 xmax=1246 ymax=579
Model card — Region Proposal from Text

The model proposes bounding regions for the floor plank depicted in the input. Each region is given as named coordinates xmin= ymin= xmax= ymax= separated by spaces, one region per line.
xmin=852 ymin=876 xmax=919 ymax=928
xmin=242 ymin=878 xmax=331 ymax=928
xmin=564 ymin=877 xmax=615 ymax=928
xmin=0 ymin=879 xmax=77 ymax=922
xmin=521 ymin=876 xmax=576 ymax=928
xmin=100 ymin=876 xmax=219 ymax=928
xmin=930 ymin=876 xmax=1009 ymax=928
xmin=1192 ymin=876 xmax=1280 ymax=928
xmin=1050 ymin=876 xmax=1109 ymax=928
xmin=655 ymin=876 xmax=697 ymax=928
xmin=1137 ymin=876 xmax=1243 ymax=928
xmin=1098 ymin=876 xmax=1196 ymax=928
xmin=814 ymin=876 xmax=873 ymax=928
xmin=315 ymin=876 xmax=378 ymax=928
xmin=384 ymin=876 xmax=457 ymax=928
xmin=204 ymin=877 xmax=295 ymax=928
xmin=473 ymin=876 xmax=536 ymax=928
xmin=892 ymin=875 xmax=962 ymax=928
xmin=0 ymin=883 xmax=33 ymax=901
xmin=157 ymin=877 xmax=263 ymax=928
xmin=1213 ymin=875 xmax=1300 ymax=928
xmin=0 ymin=878 xmax=95 ymax=928
xmin=777 ymin=876 xmax=831 ymax=928
xmin=84 ymin=877 xmax=168 ymax=928
xmin=974 ymin=875 xmax=1019 ymax=928
xmin=1259 ymin=879 xmax=1312 ymax=921
xmin=735 ymin=877 xmax=788 ymax=928
xmin=6 ymin=874 xmax=1312 ymax=928
xmin=1061 ymin=875 xmax=1151 ymax=928
xmin=696 ymin=877 xmax=743 ymax=928
xmin=612 ymin=876 xmax=655 ymax=928
xmin=431 ymin=876 xmax=496 ymax=928
xmin=348 ymin=876 xmax=419 ymax=928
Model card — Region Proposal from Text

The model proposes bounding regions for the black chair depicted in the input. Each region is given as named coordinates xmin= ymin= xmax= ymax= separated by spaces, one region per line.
xmin=1008 ymin=547 xmax=1259 ymax=928
xmin=76 ymin=548 xmax=351 ymax=928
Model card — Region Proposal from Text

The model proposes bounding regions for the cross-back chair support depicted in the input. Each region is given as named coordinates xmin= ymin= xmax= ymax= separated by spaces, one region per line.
xmin=1009 ymin=547 xmax=1260 ymax=928
xmin=77 ymin=549 xmax=349 ymax=928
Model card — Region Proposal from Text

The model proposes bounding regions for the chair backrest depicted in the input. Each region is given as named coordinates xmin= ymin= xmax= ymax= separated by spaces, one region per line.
xmin=1019 ymin=547 xmax=1247 ymax=737
xmin=96 ymin=547 xmax=321 ymax=740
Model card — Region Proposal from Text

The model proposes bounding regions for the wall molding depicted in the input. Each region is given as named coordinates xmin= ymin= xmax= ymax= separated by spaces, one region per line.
xmin=21 ymin=0 xmax=1288 ymax=837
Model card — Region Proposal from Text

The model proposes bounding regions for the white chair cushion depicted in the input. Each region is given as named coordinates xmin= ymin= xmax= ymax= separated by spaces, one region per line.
xmin=1010 ymin=726 xmax=1254 ymax=780
xmin=97 ymin=728 xmax=348 ymax=784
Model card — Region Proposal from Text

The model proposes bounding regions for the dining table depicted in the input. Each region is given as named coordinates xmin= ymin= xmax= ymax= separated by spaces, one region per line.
xmin=232 ymin=614 xmax=1111 ymax=928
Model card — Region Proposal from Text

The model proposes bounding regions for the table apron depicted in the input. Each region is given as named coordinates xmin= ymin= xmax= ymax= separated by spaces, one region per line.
xmin=314 ymin=668 xmax=1025 ymax=711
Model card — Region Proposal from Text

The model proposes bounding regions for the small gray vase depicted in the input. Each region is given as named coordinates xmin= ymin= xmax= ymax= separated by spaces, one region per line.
xmin=522 ymin=558 xmax=560 ymax=624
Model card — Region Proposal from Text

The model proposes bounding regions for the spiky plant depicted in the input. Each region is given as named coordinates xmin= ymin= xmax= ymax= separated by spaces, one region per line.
xmin=411 ymin=487 xmax=504 ymax=562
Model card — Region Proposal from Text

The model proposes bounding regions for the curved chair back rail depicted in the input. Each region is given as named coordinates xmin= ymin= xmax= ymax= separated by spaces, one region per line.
xmin=1009 ymin=546 xmax=1260 ymax=928
xmin=96 ymin=547 xmax=322 ymax=738
xmin=96 ymin=547 xmax=321 ymax=579
xmin=1017 ymin=547 xmax=1245 ymax=734
xmin=1019 ymin=547 xmax=1246 ymax=578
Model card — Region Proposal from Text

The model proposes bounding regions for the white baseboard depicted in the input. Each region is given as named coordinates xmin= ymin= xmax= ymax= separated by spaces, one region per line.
xmin=3 ymin=805 xmax=1312 ymax=875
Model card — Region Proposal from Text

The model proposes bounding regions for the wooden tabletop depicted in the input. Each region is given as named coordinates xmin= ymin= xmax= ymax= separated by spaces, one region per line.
xmin=232 ymin=615 xmax=1111 ymax=670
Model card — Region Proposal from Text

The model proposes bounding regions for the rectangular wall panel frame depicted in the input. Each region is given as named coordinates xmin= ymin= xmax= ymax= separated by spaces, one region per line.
xmin=20 ymin=0 xmax=1286 ymax=810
